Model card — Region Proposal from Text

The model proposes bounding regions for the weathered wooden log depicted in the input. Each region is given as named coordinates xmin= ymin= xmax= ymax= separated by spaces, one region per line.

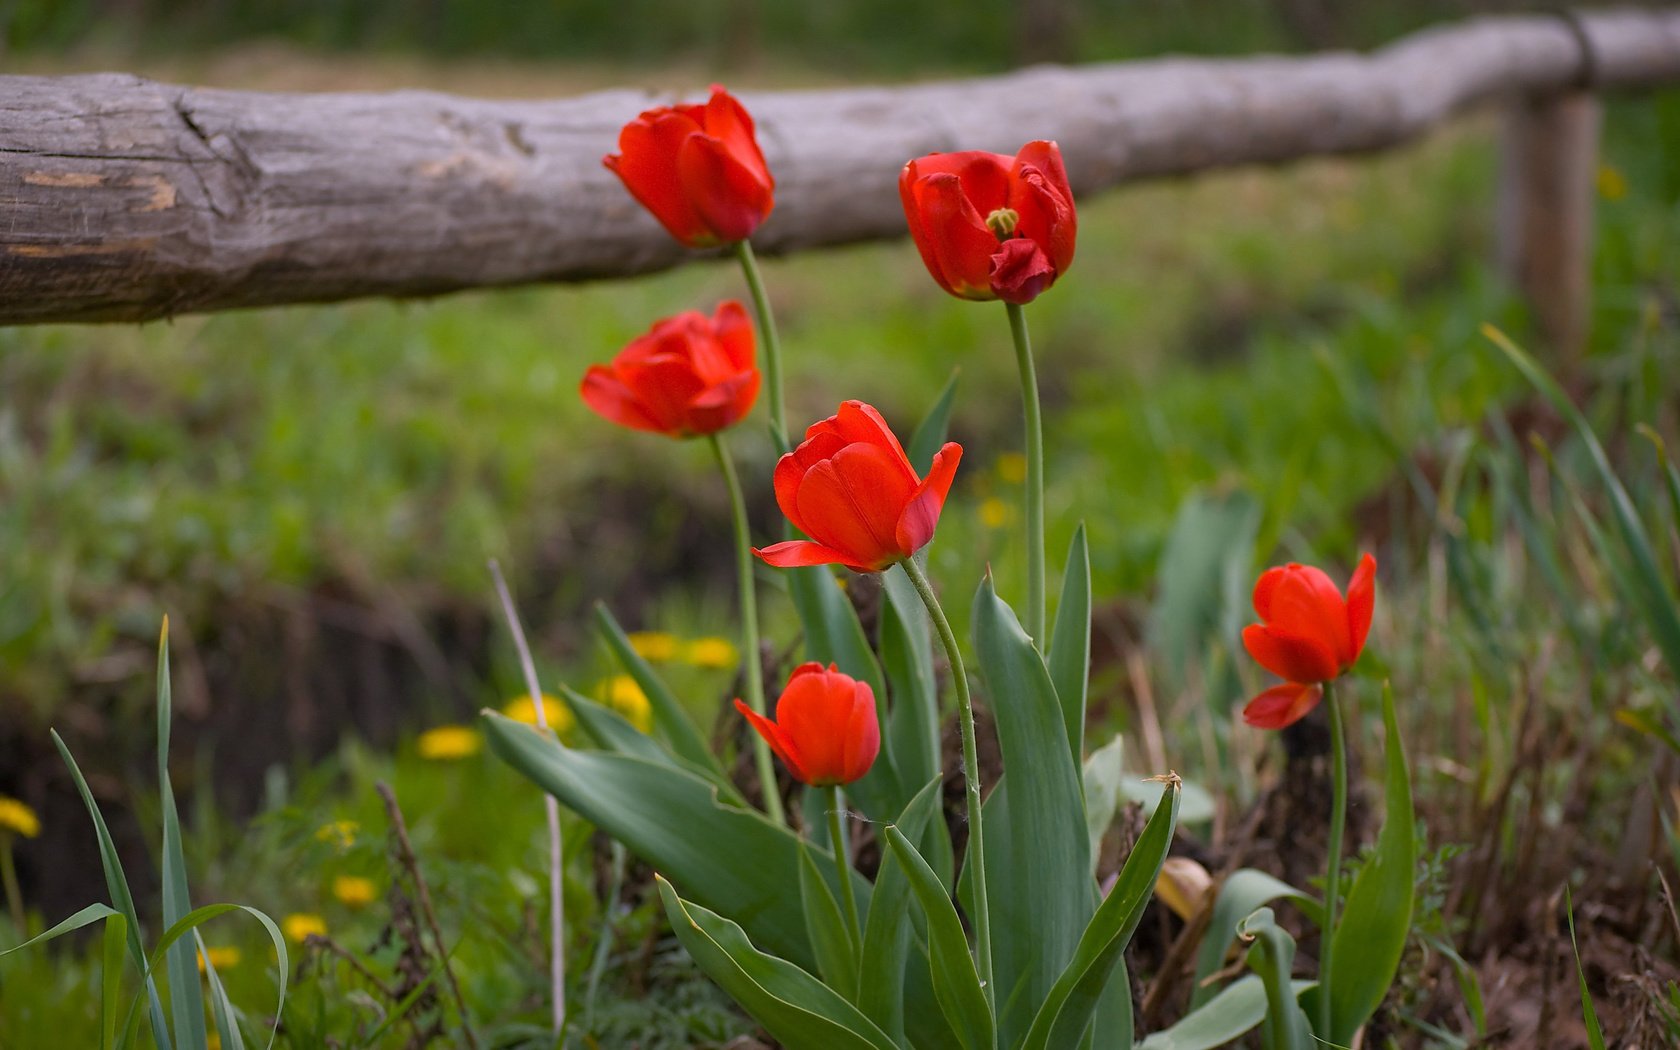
xmin=2 ymin=8 xmax=1679 ymax=325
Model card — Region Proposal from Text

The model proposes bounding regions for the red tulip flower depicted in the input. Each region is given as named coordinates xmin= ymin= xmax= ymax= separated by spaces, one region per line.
xmin=754 ymin=401 xmax=961 ymax=573
xmin=736 ymin=662 xmax=879 ymax=787
xmin=603 ymin=85 xmax=774 ymax=249
xmin=899 ymin=141 xmax=1077 ymax=306
xmin=579 ymin=301 xmax=759 ymax=438
xmin=1241 ymin=554 xmax=1377 ymax=729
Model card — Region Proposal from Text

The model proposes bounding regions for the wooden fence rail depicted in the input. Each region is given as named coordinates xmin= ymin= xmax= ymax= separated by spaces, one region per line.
xmin=2 ymin=8 xmax=1679 ymax=333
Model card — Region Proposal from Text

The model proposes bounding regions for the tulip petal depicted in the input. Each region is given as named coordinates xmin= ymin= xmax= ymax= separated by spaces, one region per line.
xmin=842 ymin=680 xmax=881 ymax=784
xmin=989 ymin=237 xmax=1055 ymax=305
xmin=825 ymin=401 xmax=915 ymax=472
xmin=677 ymin=132 xmax=773 ymax=244
xmin=1242 ymin=682 xmax=1323 ymax=729
xmin=895 ymin=441 xmax=963 ymax=556
xmin=1241 ymin=624 xmax=1339 ymax=684
xmin=1252 ymin=565 xmax=1288 ymax=620
xmin=1010 ymin=141 xmax=1076 ymax=275
xmin=796 ymin=445 xmax=917 ymax=570
xmin=734 ymin=698 xmax=808 ymax=784
xmin=908 ymin=172 xmax=1001 ymax=300
xmin=615 ymin=352 xmax=709 ymax=435
xmin=683 ymin=369 xmax=759 ymax=434
xmin=606 ymin=112 xmax=712 ymax=247
xmin=701 ymin=86 xmax=773 ymax=189
xmin=754 ymin=539 xmax=863 ymax=571
xmin=777 ymin=672 xmax=853 ymax=786
xmin=1345 ymin=552 xmax=1377 ymax=662
xmin=712 ymin=300 xmax=756 ymax=372
xmin=579 ymin=366 xmax=665 ymax=435
xmin=1264 ymin=564 xmax=1353 ymax=668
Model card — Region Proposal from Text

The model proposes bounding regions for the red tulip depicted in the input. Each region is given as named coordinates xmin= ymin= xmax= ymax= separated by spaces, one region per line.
xmin=1240 ymin=554 xmax=1376 ymax=729
xmin=579 ymin=301 xmax=759 ymax=438
xmin=899 ymin=141 xmax=1077 ymax=306
xmin=603 ymin=85 xmax=774 ymax=249
xmin=754 ymin=401 xmax=962 ymax=573
xmin=735 ymin=662 xmax=880 ymax=787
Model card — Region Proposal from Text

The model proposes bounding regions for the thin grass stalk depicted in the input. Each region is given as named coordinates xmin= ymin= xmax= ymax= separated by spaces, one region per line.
xmin=1005 ymin=302 xmax=1047 ymax=648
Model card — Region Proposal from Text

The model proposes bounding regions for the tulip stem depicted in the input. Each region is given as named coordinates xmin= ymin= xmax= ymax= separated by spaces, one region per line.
xmin=900 ymin=556 xmax=993 ymax=1004
xmin=734 ymin=240 xmax=788 ymax=452
xmin=1320 ymin=678 xmax=1346 ymax=1040
xmin=1005 ymin=302 xmax=1046 ymax=649
xmin=711 ymin=432 xmax=786 ymax=826
xmin=828 ymin=787 xmax=863 ymax=947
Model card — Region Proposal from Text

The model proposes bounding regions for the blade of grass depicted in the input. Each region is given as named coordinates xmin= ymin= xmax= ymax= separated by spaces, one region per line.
xmin=156 ymin=620 xmax=209 ymax=1050
xmin=1565 ymin=886 xmax=1606 ymax=1050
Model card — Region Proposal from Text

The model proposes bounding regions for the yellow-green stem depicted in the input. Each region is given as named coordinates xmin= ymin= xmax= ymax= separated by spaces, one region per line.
xmin=829 ymin=787 xmax=862 ymax=947
xmin=1320 ymin=679 xmax=1347 ymax=1039
xmin=712 ymin=432 xmax=785 ymax=826
xmin=734 ymin=240 xmax=788 ymax=452
xmin=901 ymin=557 xmax=993 ymax=1003
xmin=1005 ymin=302 xmax=1046 ymax=648
xmin=0 ymin=837 xmax=21 ymax=932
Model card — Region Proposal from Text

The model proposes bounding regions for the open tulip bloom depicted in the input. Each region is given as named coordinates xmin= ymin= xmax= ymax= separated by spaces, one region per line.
xmin=1241 ymin=552 xmax=1376 ymax=729
xmin=579 ymin=301 xmax=760 ymax=439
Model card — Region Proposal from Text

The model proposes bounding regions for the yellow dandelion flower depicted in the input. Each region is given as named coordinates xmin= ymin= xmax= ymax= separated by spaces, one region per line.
xmin=332 ymin=875 xmax=378 ymax=908
xmin=502 ymin=693 xmax=574 ymax=734
xmin=1596 ymin=163 xmax=1628 ymax=202
xmin=0 ymin=796 xmax=41 ymax=839
xmin=628 ymin=631 xmax=679 ymax=662
xmin=416 ymin=725 xmax=481 ymax=760
xmin=600 ymin=675 xmax=652 ymax=733
xmin=197 ymin=946 xmax=242 ymax=972
xmin=684 ymin=637 xmax=738 ymax=669
xmin=282 ymin=913 xmax=328 ymax=943
xmin=314 ymin=820 xmax=358 ymax=851
xmin=979 ymin=497 xmax=1011 ymax=530
xmin=996 ymin=452 xmax=1028 ymax=484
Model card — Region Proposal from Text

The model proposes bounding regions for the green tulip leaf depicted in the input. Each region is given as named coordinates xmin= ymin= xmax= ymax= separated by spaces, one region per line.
xmin=593 ymin=601 xmax=721 ymax=775
xmin=484 ymin=711 xmax=870 ymax=971
xmin=971 ymin=575 xmax=1092 ymax=1044
xmin=656 ymin=877 xmax=898 ymax=1050
xmin=883 ymin=823 xmax=995 ymax=1050
xmin=858 ymin=777 xmax=945 ymax=1044
xmin=1020 ymin=779 xmax=1178 ymax=1050
xmin=1190 ymin=869 xmax=1316 ymax=1009
xmin=1138 ymin=976 xmax=1315 ymax=1050
xmin=563 ymin=686 xmax=748 ymax=804
xmin=1237 ymin=908 xmax=1312 ymax=1050
xmin=1047 ymin=524 xmax=1091 ymax=768
xmin=797 ymin=839 xmax=860 ymax=1002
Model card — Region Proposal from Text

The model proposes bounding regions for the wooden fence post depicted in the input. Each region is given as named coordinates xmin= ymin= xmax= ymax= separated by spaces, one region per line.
xmin=1497 ymin=90 xmax=1603 ymax=361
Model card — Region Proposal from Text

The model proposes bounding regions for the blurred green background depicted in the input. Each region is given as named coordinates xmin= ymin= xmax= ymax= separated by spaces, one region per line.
xmin=0 ymin=1 xmax=1677 ymax=1042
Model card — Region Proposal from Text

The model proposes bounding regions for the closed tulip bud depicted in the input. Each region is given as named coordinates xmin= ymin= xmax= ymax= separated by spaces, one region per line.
xmin=580 ymin=301 xmax=760 ymax=439
xmin=604 ymin=85 xmax=774 ymax=249
xmin=735 ymin=663 xmax=879 ymax=787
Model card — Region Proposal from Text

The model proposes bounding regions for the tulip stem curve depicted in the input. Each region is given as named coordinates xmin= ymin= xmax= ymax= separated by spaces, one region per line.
xmin=734 ymin=240 xmax=788 ymax=452
xmin=711 ymin=432 xmax=786 ymax=826
xmin=1005 ymin=302 xmax=1046 ymax=649
xmin=900 ymin=556 xmax=993 ymax=1004
xmin=828 ymin=786 xmax=863 ymax=947
xmin=1320 ymin=678 xmax=1347 ymax=1039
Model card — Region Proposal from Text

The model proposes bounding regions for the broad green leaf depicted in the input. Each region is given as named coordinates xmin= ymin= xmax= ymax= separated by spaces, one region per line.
xmin=883 ymin=824 xmax=995 ymax=1050
xmin=971 ymin=575 xmax=1091 ymax=1044
xmin=51 ymin=730 xmax=173 ymax=1050
xmin=484 ymin=711 xmax=866 ymax=970
xmin=1020 ymin=781 xmax=1178 ymax=1050
xmin=1138 ymin=977 xmax=1314 ymax=1050
xmin=563 ymin=686 xmax=748 ymax=801
xmin=907 ymin=370 xmax=960 ymax=476
xmin=1147 ymin=489 xmax=1260 ymax=694
xmin=1309 ymin=683 xmax=1415 ymax=1044
xmin=198 ymin=929 xmax=247 ymax=1050
xmin=1237 ymin=908 xmax=1311 ymax=1050
xmin=1566 ymin=886 xmax=1606 ymax=1050
xmin=1190 ymin=870 xmax=1316 ymax=1009
xmin=797 ymin=840 xmax=859 ymax=1002
xmin=1081 ymin=735 xmax=1126 ymax=873
xmin=880 ymin=565 xmax=954 ymax=886
xmin=156 ymin=623 xmax=209 ymax=1050
xmin=656 ymin=878 xmax=899 ymax=1050
xmin=1047 ymin=525 xmax=1091 ymax=768
xmin=1486 ymin=327 xmax=1680 ymax=685
xmin=593 ymin=601 xmax=720 ymax=775
xmin=786 ymin=565 xmax=894 ymax=816
xmin=858 ymin=777 xmax=945 ymax=1045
